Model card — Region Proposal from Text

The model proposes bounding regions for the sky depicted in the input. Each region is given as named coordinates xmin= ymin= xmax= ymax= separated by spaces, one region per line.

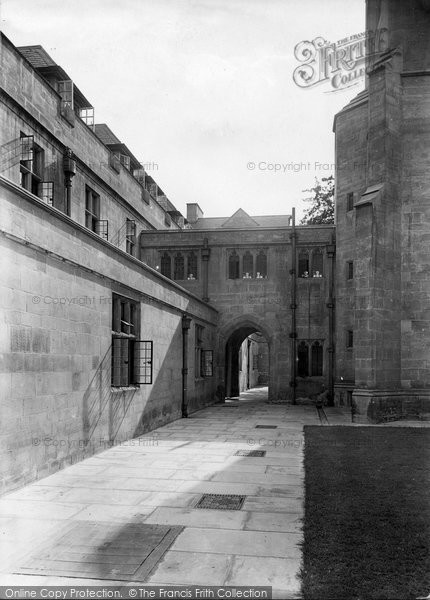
xmin=1 ymin=0 xmax=366 ymax=220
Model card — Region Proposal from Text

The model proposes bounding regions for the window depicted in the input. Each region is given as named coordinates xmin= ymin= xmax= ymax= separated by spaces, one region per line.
xmin=347 ymin=261 xmax=354 ymax=280
xmin=187 ymin=251 xmax=198 ymax=280
xmin=111 ymin=295 xmax=152 ymax=386
xmin=202 ymin=350 xmax=213 ymax=377
xmin=347 ymin=330 xmax=354 ymax=348
xmin=174 ymin=253 xmax=185 ymax=280
xmin=228 ymin=251 xmax=240 ymax=279
xmin=85 ymin=186 xmax=100 ymax=232
xmin=79 ymin=107 xmax=94 ymax=127
xmin=298 ymin=251 xmax=309 ymax=278
xmin=38 ymin=181 xmax=54 ymax=206
xmin=297 ymin=341 xmax=309 ymax=377
xmin=126 ymin=219 xmax=136 ymax=256
xmin=311 ymin=341 xmax=323 ymax=376
xmin=312 ymin=249 xmax=323 ymax=277
xmin=20 ymin=134 xmax=44 ymax=196
xmin=243 ymin=251 xmax=254 ymax=278
xmin=347 ymin=192 xmax=354 ymax=212
xmin=161 ymin=252 xmax=171 ymax=278
xmin=195 ymin=324 xmax=204 ymax=378
xmin=119 ymin=154 xmax=131 ymax=171
xmin=58 ymin=80 xmax=74 ymax=111
xmin=256 ymin=251 xmax=267 ymax=278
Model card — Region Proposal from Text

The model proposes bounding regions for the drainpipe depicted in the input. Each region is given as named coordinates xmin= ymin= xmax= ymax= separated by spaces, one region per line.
xmin=63 ymin=148 xmax=76 ymax=217
xmin=289 ymin=208 xmax=297 ymax=405
xmin=327 ymin=234 xmax=336 ymax=406
xmin=181 ymin=314 xmax=192 ymax=417
xmin=201 ymin=238 xmax=210 ymax=302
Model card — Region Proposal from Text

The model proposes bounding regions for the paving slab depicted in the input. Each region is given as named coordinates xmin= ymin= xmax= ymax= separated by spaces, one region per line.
xmin=0 ymin=386 xmax=329 ymax=596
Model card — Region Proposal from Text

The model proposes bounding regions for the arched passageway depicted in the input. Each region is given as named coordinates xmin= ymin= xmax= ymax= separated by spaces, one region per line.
xmin=225 ymin=326 xmax=269 ymax=400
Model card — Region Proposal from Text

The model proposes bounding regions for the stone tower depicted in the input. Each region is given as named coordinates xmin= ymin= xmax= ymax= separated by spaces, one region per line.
xmin=334 ymin=0 xmax=430 ymax=421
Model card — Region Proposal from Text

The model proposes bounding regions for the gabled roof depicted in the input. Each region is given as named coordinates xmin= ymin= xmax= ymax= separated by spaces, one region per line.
xmin=221 ymin=208 xmax=259 ymax=228
xmin=190 ymin=209 xmax=292 ymax=230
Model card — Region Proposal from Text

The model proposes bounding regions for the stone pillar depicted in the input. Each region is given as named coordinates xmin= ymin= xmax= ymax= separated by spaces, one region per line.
xmin=181 ymin=315 xmax=191 ymax=417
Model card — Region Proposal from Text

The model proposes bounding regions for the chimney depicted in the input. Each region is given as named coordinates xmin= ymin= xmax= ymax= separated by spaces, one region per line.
xmin=186 ymin=203 xmax=204 ymax=224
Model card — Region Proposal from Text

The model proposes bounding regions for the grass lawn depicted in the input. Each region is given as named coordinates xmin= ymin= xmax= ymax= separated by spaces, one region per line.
xmin=301 ymin=426 xmax=430 ymax=600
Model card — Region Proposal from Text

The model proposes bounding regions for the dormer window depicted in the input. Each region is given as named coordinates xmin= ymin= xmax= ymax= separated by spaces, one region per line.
xmin=79 ymin=107 xmax=94 ymax=127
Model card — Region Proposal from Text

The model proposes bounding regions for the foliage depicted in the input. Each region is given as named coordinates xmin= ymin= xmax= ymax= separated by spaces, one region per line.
xmin=300 ymin=175 xmax=334 ymax=225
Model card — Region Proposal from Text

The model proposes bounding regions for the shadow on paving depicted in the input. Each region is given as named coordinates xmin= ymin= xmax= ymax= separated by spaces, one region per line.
xmin=0 ymin=387 xmax=324 ymax=597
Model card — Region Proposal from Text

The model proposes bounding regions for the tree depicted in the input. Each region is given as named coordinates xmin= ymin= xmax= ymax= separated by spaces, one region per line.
xmin=300 ymin=175 xmax=335 ymax=225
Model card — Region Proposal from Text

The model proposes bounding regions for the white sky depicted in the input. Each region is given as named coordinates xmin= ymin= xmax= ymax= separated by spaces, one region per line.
xmin=1 ymin=0 xmax=365 ymax=219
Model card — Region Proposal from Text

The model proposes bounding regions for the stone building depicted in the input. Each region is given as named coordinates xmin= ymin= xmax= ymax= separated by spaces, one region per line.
xmin=140 ymin=206 xmax=335 ymax=403
xmin=333 ymin=0 xmax=430 ymax=422
xmin=0 ymin=37 xmax=218 ymax=493
xmin=1 ymin=0 xmax=429 ymax=493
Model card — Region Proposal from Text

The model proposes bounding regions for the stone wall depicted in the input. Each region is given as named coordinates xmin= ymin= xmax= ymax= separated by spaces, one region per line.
xmin=140 ymin=225 xmax=335 ymax=402
xmin=0 ymin=33 xmax=177 ymax=233
xmin=0 ymin=177 xmax=217 ymax=494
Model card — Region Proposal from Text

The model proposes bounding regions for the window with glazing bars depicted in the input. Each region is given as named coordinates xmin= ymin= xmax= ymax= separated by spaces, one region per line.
xmin=202 ymin=350 xmax=213 ymax=377
xmin=298 ymin=251 xmax=309 ymax=277
xmin=312 ymin=250 xmax=323 ymax=277
xmin=20 ymin=134 xmax=44 ymax=196
xmin=111 ymin=295 xmax=153 ymax=386
xmin=256 ymin=251 xmax=267 ymax=278
xmin=126 ymin=219 xmax=136 ymax=256
xmin=187 ymin=251 xmax=198 ymax=280
xmin=228 ymin=251 xmax=240 ymax=279
xmin=243 ymin=251 xmax=254 ymax=278
xmin=174 ymin=253 xmax=185 ymax=280
xmin=85 ymin=186 xmax=100 ymax=232
xmin=39 ymin=182 xmax=54 ymax=206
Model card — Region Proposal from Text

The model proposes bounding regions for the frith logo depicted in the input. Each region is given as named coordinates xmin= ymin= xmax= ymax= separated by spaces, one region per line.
xmin=293 ymin=28 xmax=388 ymax=92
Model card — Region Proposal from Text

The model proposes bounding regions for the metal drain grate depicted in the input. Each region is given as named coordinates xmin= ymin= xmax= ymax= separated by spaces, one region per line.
xmin=255 ymin=425 xmax=278 ymax=429
xmin=195 ymin=493 xmax=246 ymax=510
xmin=235 ymin=449 xmax=266 ymax=457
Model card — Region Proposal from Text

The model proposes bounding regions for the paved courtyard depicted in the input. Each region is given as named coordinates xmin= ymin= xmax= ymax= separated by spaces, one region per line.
xmin=0 ymin=388 xmax=351 ymax=598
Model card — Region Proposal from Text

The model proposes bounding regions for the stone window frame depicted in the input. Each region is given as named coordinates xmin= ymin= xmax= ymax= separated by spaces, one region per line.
xmin=158 ymin=250 xmax=200 ymax=281
xmin=298 ymin=247 xmax=324 ymax=278
xmin=111 ymin=294 xmax=153 ymax=387
xmin=125 ymin=218 xmax=137 ymax=256
xmin=227 ymin=248 xmax=268 ymax=280
xmin=85 ymin=185 xmax=100 ymax=232
xmin=297 ymin=339 xmax=325 ymax=378
xmin=20 ymin=133 xmax=47 ymax=199
xmin=160 ymin=252 xmax=172 ymax=278
xmin=346 ymin=329 xmax=354 ymax=349
xmin=347 ymin=192 xmax=354 ymax=212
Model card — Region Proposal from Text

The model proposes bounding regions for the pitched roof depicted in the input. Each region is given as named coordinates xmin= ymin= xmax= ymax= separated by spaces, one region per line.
xmin=94 ymin=124 xmax=121 ymax=146
xmin=190 ymin=209 xmax=291 ymax=230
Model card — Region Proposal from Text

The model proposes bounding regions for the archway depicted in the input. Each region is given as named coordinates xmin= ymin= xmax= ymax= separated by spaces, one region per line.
xmin=220 ymin=315 xmax=273 ymax=401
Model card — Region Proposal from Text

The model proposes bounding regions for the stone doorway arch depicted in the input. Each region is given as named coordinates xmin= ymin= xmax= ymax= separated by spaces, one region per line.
xmin=218 ymin=314 xmax=274 ymax=401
